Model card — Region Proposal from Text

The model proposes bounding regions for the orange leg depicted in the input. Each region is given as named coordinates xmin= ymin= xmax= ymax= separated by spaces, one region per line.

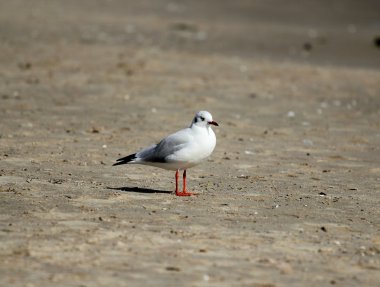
xmin=175 ymin=169 xmax=195 ymax=196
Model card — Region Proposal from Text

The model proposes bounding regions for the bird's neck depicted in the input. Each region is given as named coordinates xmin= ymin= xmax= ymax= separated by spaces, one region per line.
xmin=191 ymin=124 xmax=212 ymax=135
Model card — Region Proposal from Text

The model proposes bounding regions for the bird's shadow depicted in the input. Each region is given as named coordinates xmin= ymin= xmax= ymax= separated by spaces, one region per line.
xmin=107 ymin=186 xmax=172 ymax=194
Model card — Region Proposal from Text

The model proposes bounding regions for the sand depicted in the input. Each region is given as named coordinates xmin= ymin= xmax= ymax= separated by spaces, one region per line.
xmin=1 ymin=1 xmax=380 ymax=286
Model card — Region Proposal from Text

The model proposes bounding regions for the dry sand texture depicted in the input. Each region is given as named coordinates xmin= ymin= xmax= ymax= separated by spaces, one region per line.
xmin=1 ymin=1 xmax=380 ymax=286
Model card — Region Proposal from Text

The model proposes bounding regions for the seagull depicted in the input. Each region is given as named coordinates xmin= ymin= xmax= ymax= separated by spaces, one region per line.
xmin=113 ymin=111 xmax=218 ymax=196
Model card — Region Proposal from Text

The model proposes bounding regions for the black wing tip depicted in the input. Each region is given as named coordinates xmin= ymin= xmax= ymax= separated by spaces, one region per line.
xmin=113 ymin=153 xmax=136 ymax=166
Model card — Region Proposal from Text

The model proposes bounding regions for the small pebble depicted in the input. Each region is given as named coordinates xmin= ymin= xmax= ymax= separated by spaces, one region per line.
xmin=303 ymin=139 xmax=314 ymax=146
xmin=374 ymin=36 xmax=380 ymax=48
xmin=303 ymin=42 xmax=312 ymax=51
xmin=166 ymin=266 xmax=181 ymax=272
xmin=237 ymin=175 xmax=249 ymax=179
xmin=287 ymin=111 xmax=295 ymax=118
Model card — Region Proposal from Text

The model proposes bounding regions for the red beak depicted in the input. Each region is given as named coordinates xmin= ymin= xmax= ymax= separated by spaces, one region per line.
xmin=208 ymin=121 xmax=219 ymax=126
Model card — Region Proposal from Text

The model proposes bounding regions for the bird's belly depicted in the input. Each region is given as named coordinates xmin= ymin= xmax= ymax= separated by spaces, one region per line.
xmin=140 ymin=160 xmax=199 ymax=171
xmin=166 ymin=142 xmax=215 ymax=169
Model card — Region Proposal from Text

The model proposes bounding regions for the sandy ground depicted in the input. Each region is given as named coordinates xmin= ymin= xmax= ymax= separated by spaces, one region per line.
xmin=1 ymin=1 xmax=380 ymax=286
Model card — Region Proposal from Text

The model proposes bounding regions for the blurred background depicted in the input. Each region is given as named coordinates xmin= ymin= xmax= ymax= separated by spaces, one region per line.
xmin=1 ymin=0 xmax=380 ymax=67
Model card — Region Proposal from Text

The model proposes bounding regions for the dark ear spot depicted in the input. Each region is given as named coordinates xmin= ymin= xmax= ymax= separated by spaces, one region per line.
xmin=194 ymin=117 xmax=198 ymax=123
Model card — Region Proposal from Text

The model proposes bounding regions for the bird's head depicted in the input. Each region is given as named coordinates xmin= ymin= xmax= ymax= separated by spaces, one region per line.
xmin=191 ymin=111 xmax=218 ymax=128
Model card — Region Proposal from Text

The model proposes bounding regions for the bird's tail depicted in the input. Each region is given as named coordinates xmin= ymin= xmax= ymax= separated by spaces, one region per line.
xmin=113 ymin=153 xmax=137 ymax=166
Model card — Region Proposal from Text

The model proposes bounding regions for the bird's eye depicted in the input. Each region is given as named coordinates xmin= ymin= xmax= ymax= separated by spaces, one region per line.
xmin=200 ymin=116 xmax=205 ymax=121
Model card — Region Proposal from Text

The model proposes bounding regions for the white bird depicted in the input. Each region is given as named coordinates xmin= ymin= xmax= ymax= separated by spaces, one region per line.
xmin=113 ymin=111 xmax=218 ymax=196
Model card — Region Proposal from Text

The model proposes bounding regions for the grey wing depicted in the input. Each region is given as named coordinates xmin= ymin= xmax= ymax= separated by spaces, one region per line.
xmin=140 ymin=129 xmax=191 ymax=163
xmin=135 ymin=144 xmax=158 ymax=161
